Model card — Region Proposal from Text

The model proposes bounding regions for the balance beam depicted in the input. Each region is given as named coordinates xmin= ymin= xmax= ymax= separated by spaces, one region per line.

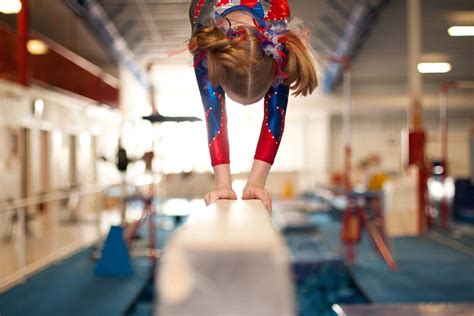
xmin=158 ymin=200 xmax=295 ymax=316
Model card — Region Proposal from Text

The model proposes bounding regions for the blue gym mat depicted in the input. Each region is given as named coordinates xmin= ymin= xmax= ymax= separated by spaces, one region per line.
xmin=312 ymin=213 xmax=474 ymax=304
xmin=0 ymin=248 xmax=153 ymax=316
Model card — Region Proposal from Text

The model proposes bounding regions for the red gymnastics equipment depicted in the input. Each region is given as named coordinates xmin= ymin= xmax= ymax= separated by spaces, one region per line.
xmin=323 ymin=55 xmax=397 ymax=271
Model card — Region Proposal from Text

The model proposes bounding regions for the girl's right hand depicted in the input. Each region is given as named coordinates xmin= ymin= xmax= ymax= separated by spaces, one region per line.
xmin=204 ymin=185 xmax=237 ymax=206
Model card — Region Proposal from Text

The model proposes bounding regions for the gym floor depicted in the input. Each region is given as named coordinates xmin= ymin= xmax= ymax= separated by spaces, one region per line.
xmin=2 ymin=203 xmax=474 ymax=316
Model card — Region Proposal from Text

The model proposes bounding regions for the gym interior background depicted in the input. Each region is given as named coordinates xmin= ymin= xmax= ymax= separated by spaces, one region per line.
xmin=0 ymin=0 xmax=473 ymax=315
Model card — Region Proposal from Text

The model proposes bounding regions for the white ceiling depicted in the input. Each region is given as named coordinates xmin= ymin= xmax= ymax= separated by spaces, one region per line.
xmin=95 ymin=0 xmax=473 ymax=92
xmin=352 ymin=0 xmax=474 ymax=86
xmin=96 ymin=0 xmax=363 ymax=64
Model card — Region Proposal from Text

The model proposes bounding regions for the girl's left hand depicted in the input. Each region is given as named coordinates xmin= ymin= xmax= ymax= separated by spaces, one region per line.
xmin=242 ymin=182 xmax=272 ymax=213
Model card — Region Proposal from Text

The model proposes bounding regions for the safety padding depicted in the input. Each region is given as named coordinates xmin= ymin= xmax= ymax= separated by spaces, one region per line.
xmin=95 ymin=225 xmax=133 ymax=277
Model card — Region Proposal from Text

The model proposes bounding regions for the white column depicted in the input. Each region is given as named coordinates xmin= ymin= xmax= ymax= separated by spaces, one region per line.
xmin=407 ymin=0 xmax=423 ymax=123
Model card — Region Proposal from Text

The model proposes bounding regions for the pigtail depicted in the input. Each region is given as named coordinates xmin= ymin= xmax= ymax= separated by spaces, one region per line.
xmin=281 ymin=31 xmax=318 ymax=97
xmin=189 ymin=26 xmax=250 ymax=86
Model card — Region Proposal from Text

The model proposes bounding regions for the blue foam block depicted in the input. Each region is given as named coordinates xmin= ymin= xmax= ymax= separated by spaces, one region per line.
xmin=95 ymin=225 xmax=133 ymax=277
xmin=453 ymin=179 xmax=474 ymax=224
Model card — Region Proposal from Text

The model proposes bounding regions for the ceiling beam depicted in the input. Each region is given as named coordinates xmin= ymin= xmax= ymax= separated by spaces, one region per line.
xmin=65 ymin=0 xmax=149 ymax=88
xmin=322 ymin=0 xmax=391 ymax=91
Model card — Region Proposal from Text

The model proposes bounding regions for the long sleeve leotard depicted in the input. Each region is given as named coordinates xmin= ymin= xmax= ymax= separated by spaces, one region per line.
xmin=190 ymin=0 xmax=291 ymax=166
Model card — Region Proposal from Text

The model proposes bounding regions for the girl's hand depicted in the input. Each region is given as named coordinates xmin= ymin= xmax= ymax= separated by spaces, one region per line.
xmin=204 ymin=185 xmax=237 ymax=206
xmin=242 ymin=182 xmax=272 ymax=213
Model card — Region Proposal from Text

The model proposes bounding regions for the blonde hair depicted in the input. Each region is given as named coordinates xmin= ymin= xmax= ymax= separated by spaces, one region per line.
xmin=189 ymin=25 xmax=317 ymax=100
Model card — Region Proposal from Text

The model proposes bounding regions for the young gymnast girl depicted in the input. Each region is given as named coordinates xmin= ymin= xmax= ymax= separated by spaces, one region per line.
xmin=189 ymin=0 xmax=317 ymax=212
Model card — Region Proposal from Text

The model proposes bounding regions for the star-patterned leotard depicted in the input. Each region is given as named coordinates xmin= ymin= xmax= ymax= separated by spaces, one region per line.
xmin=190 ymin=0 xmax=291 ymax=166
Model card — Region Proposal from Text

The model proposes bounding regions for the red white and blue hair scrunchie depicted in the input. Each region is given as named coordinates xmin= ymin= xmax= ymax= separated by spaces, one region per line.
xmin=213 ymin=11 xmax=290 ymax=87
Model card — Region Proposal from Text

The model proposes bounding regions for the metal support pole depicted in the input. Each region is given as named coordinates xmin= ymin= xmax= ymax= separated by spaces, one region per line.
xmin=407 ymin=0 xmax=426 ymax=235
xmin=343 ymin=59 xmax=352 ymax=196
xmin=17 ymin=207 xmax=26 ymax=283
xmin=342 ymin=63 xmax=354 ymax=261
xmin=325 ymin=56 xmax=352 ymax=193
xmin=439 ymin=89 xmax=448 ymax=175
xmin=326 ymin=56 xmax=355 ymax=263
xmin=17 ymin=0 xmax=29 ymax=86
xmin=120 ymin=175 xmax=127 ymax=226
xmin=407 ymin=0 xmax=422 ymax=110
xmin=439 ymin=85 xmax=450 ymax=228
xmin=147 ymin=62 xmax=158 ymax=267
xmin=147 ymin=63 xmax=158 ymax=113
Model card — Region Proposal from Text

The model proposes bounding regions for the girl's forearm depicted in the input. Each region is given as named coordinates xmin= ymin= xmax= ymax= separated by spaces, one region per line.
xmin=213 ymin=164 xmax=232 ymax=188
xmin=247 ymin=160 xmax=271 ymax=187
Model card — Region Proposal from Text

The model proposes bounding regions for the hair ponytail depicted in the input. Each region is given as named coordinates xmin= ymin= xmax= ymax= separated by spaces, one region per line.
xmin=282 ymin=31 xmax=318 ymax=97
xmin=188 ymin=25 xmax=317 ymax=101
xmin=189 ymin=26 xmax=250 ymax=86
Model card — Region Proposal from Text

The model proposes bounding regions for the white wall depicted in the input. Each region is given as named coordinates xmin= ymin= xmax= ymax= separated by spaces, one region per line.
xmin=329 ymin=108 xmax=474 ymax=184
xmin=119 ymin=66 xmax=151 ymax=119
xmin=0 ymin=80 xmax=122 ymax=204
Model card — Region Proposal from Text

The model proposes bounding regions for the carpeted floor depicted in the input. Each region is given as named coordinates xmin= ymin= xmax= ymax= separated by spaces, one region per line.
xmin=0 ymin=247 xmax=153 ymax=316
xmin=312 ymin=212 xmax=474 ymax=304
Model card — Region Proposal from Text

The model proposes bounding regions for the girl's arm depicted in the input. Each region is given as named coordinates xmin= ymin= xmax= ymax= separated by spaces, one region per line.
xmin=254 ymin=84 xmax=289 ymax=164
xmin=194 ymin=54 xmax=236 ymax=205
xmin=244 ymin=84 xmax=290 ymax=212
xmin=194 ymin=54 xmax=230 ymax=166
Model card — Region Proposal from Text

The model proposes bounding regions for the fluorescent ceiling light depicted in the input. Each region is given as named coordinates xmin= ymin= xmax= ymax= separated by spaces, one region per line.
xmin=27 ymin=39 xmax=49 ymax=55
xmin=448 ymin=26 xmax=474 ymax=36
xmin=0 ymin=0 xmax=21 ymax=14
xmin=417 ymin=62 xmax=452 ymax=74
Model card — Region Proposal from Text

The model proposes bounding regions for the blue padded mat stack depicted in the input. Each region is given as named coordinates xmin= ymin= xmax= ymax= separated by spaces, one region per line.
xmin=453 ymin=179 xmax=474 ymax=224
xmin=95 ymin=225 xmax=133 ymax=277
